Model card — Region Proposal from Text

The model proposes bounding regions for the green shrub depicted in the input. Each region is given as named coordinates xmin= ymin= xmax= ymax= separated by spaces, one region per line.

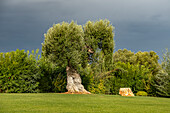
xmin=53 ymin=73 xmax=67 ymax=93
xmin=0 ymin=49 xmax=40 ymax=93
xmin=136 ymin=91 xmax=148 ymax=96
xmin=38 ymin=58 xmax=67 ymax=93
xmin=105 ymin=62 xmax=151 ymax=95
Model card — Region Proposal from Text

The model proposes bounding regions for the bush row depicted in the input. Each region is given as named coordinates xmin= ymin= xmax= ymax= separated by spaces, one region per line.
xmin=0 ymin=49 xmax=169 ymax=97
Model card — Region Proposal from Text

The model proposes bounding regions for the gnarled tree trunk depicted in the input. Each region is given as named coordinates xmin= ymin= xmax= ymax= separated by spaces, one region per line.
xmin=66 ymin=66 xmax=90 ymax=94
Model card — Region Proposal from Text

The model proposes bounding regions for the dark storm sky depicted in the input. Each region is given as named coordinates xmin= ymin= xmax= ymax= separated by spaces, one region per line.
xmin=0 ymin=0 xmax=170 ymax=60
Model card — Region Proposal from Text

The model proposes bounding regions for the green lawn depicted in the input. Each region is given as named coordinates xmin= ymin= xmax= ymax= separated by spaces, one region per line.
xmin=0 ymin=93 xmax=170 ymax=113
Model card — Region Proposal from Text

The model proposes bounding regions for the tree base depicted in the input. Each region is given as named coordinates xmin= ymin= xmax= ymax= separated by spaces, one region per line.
xmin=66 ymin=66 xmax=90 ymax=94
xmin=62 ymin=91 xmax=91 ymax=94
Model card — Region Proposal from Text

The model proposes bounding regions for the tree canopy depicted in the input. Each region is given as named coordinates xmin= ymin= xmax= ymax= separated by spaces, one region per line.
xmin=42 ymin=21 xmax=85 ymax=69
xmin=84 ymin=20 xmax=115 ymax=70
xmin=42 ymin=20 xmax=115 ymax=70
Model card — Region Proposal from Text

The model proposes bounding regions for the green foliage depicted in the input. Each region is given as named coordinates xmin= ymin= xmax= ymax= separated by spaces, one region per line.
xmin=162 ymin=49 xmax=170 ymax=75
xmin=79 ymin=49 xmax=160 ymax=95
xmin=85 ymin=51 xmax=109 ymax=94
xmin=112 ymin=49 xmax=161 ymax=95
xmin=113 ymin=49 xmax=137 ymax=64
xmin=135 ymin=51 xmax=161 ymax=75
xmin=78 ymin=64 xmax=106 ymax=94
xmin=84 ymin=19 xmax=115 ymax=70
xmin=87 ymin=74 xmax=106 ymax=94
xmin=0 ymin=49 xmax=40 ymax=93
xmin=38 ymin=58 xmax=67 ymax=93
xmin=53 ymin=73 xmax=67 ymax=93
xmin=136 ymin=91 xmax=148 ymax=96
xmin=113 ymin=49 xmax=161 ymax=75
xmin=42 ymin=21 xmax=85 ymax=69
xmin=106 ymin=62 xmax=151 ymax=95
xmin=152 ymin=49 xmax=170 ymax=97
xmin=153 ymin=70 xmax=170 ymax=97
xmin=77 ymin=57 xmax=108 ymax=94
xmin=41 ymin=20 xmax=115 ymax=94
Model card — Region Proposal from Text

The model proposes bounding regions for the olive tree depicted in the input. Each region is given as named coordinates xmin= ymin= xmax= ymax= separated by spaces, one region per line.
xmin=42 ymin=20 xmax=115 ymax=94
xmin=42 ymin=21 xmax=90 ymax=93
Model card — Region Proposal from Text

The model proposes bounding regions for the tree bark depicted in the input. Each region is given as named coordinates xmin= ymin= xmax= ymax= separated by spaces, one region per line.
xmin=66 ymin=66 xmax=90 ymax=94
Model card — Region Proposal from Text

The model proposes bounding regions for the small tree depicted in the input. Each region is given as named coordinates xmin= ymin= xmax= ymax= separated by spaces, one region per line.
xmin=153 ymin=70 xmax=170 ymax=97
xmin=153 ymin=49 xmax=170 ymax=97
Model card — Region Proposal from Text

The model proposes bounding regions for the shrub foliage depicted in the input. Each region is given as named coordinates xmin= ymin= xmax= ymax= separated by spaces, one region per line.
xmin=0 ymin=49 xmax=40 ymax=93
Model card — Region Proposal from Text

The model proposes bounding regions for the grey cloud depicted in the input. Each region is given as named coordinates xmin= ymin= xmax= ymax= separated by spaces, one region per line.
xmin=0 ymin=0 xmax=170 ymax=60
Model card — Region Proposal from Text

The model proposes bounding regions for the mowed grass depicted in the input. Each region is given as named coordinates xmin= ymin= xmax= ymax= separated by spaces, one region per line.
xmin=0 ymin=93 xmax=170 ymax=113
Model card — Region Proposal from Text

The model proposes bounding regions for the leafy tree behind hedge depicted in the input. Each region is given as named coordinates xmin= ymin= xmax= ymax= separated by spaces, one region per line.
xmin=135 ymin=51 xmax=160 ymax=76
xmin=113 ymin=49 xmax=137 ymax=64
xmin=113 ymin=49 xmax=161 ymax=75
xmin=0 ymin=49 xmax=40 ymax=93
xmin=112 ymin=49 xmax=161 ymax=95
xmin=101 ymin=61 xmax=151 ymax=95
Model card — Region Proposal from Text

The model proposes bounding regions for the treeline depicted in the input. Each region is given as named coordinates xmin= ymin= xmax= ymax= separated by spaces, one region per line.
xmin=0 ymin=20 xmax=169 ymax=97
xmin=0 ymin=48 xmax=169 ymax=97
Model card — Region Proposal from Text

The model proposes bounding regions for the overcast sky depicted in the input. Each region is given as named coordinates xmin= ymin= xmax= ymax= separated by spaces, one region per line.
xmin=0 ymin=0 xmax=170 ymax=61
